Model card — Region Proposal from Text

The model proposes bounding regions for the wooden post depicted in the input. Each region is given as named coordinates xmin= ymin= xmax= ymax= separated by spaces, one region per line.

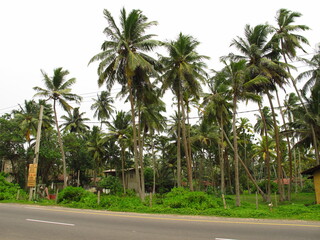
xmin=149 ymin=193 xmax=152 ymax=208
xmin=16 ymin=190 xmax=20 ymax=200
xmin=55 ymin=189 xmax=59 ymax=204
xmin=255 ymin=192 xmax=259 ymax=209
xmin=97 ymin=190 xmax=101 ymax=205
xmin=222 ymin=194 xmax=227 ymax=209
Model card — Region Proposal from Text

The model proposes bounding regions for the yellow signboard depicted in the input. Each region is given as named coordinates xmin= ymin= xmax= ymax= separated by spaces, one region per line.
xmin=27 ymin=164 xmax=38 ymax=187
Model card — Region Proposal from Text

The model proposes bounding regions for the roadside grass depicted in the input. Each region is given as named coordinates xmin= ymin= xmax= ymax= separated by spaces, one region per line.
xmin=1 ymin=186 xmax=319 ymax=221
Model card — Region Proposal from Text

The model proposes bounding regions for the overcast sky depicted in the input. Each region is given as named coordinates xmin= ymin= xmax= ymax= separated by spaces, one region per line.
xmin=1 ymin=0 xmax=319 ymax=125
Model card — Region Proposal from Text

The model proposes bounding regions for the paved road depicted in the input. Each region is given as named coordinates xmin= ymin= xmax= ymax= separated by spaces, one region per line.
xmin=0 ymin=203 xmax=319 ymax=240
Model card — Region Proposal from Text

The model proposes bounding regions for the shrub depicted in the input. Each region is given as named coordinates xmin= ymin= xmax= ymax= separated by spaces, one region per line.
xmin=162 ymin=187 xmax=219 ymax=210
xmin=97 ymin=176 xmax=123 ymax=195
xmin=301 ymin=179 xmax=315 ymax=193
xmin=57 ymin=186 xmax=88 ymax=203
xmin=0 ymin=173 xmax=26 ymax=200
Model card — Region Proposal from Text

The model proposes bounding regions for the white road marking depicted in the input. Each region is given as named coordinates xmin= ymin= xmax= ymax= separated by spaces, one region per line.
xmin=26 ymin=219 xmax=75 ymax=226
xmin=215 ymin=238 xmax=238 ymax=240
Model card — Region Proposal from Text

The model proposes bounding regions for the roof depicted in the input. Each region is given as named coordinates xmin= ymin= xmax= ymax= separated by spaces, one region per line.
xmin=301 ymin=165 xmax=320 ymax=175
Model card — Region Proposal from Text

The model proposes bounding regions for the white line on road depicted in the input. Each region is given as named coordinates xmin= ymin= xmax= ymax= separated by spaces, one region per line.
xmin=26 ymin=219 xmax=75 ymax=226
xmin=215 ymin=238 xmax=238 ymax=240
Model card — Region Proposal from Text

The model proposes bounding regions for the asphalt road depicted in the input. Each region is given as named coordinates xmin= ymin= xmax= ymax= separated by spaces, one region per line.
xmin=0 ymin=203 xmax=319 ymax=240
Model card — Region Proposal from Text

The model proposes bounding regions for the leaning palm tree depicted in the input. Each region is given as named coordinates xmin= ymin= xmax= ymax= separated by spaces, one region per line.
xmin=88 ymin=8 xmax=160 ymax=200
xmin=33 ymin=67 xmax=82 ymax=188
xmin=160 ymin=33 xmax=209 ymax=190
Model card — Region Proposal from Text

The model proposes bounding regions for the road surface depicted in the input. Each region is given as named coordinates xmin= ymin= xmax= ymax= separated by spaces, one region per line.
xmin=0 ymin=203 xmax=319 ymax=240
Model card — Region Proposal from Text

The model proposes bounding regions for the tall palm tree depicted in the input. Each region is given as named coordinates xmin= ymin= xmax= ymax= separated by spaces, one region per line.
xmin=272 ymin=8 xmax=317 ymax=165
xmin=201 ymin=72 xmax=232 ymax=194
xmin=33 ymin=67 xmax=82 ymax=188
xmin=89 ymin=8 xmax=160 ymax=200
xmin=160 ymin=33 xmax=208 ymax=191
xmin=60 ymin=107 xmax=90 ymax=134
xmin=231 ymin=24 xmax=289 ymax=201
xmin=91 ymin=91 xmax=114 ymax=127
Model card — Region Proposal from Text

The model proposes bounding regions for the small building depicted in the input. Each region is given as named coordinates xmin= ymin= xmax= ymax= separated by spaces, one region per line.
xmin=301 ymin=165 xmax=320 ymax=204
xmin=104 ymin=168 xmax=139 ymax=192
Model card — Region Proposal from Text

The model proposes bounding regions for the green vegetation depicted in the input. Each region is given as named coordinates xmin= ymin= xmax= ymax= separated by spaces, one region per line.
xmin=1 ymin=183 xmax=318 ymax=221
xmin=0 ymin=7 xmax=319 ymax=219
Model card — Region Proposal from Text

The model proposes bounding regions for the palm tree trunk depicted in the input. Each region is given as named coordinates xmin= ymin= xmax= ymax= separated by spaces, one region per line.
xmin=121 ymin=145 xmax=126 ymax=194
xmin=137 ymin=109 xmax=145 ymax=196
xmin=128 ymin=82 xmax=143 ymax=200
xmin=152 ymin=140 xmax=156 ymax=194
xmin=177 ymin=99 xmax=182 ymax=187
xmin=232 ymin=96 xmax=241 ymax=207
xmin=53 ymin=100 xmax=67 ymax=188
xmin=258 ymin=102 xmax=271 ymax=202
xmin=179 ymin=90 xmax=193 ymax=191
xmin=266 ymin=92 xmax=285 ymax=202
xmin=219 ymin=117 xmax=225 ymax=194
xmin=223 ymin=130 xmax=266 ymax=201
xmin=275 ymin=89 xmax=293 ymax=201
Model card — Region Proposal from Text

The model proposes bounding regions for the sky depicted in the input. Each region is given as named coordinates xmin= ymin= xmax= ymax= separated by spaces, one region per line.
xmin=0 ymin=0 xmax=319 ymax=127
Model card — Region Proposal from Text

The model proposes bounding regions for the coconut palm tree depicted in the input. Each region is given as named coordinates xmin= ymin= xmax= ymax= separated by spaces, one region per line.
xmin=160 ymin=33 xmax=208 ymax=191
xmin=91 ymin=91 xmax=114 ymax=127
xmin=60 ymin=107 xmax=90 ymax=134
xmin=201 ymin=70 xmax=232 ymax=194
xmin=33 ymin=67 xmax=82 ymax=188
xmin=89 ymin=8 xmax=160 ymax=200
xmin=106 ymin=111 xmax=132 ymax=193
xmin=231 ymin=24 xmax=289 ymax=201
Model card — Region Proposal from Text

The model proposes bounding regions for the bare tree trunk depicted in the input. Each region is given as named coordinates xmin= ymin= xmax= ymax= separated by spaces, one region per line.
xmin=121 ymin=145 xmax=126 ymax=194
xmin=180 ymin=91 xmax=193 ymax=191
xmin=177 ymin=98 xmax=182 ymax=187
xmin=223 ymin=130 xmax=267 ymax=201
xmin=275 ymin=89 xmax=293 ymax=201
xmin=128 ymin=83 xmax=143 ymax=200
xmin=232 ymin=96 xmax=241 ymax=207
xmin=137 ymin=109 xmax=145 ymax=196
xmin=219 ymin=117 xmax=225 ymax=194
xmin=258 ymin=102 xmax=271 ymax=202
xmin=266 ymin=92 xmax=285 ymax=202
xmin=53 ymin=101 xmax=67 ymax=188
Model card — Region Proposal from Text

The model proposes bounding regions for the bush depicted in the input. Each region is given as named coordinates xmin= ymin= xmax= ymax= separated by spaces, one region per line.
xmin=57 ymin=186 xmax=88 ymax=203
xmin=162 ymin=187 xmax=219 ymax=210
xmin=251 ymin=180 xmax=278 ymax=193
xmin=97 ymin=176 xmax=123 ymax=195
xmin=0 ymin=173 xmax=26 ymax=200
xmin=301 ymin=179 xmax=315 ymax=193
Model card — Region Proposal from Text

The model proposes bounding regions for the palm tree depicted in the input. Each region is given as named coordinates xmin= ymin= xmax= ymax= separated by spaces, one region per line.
xmin=106 ymin=111 xmax=132 ymax=193
xmin=33 ymin=67 xmax=82 ymax=188
xmin=13 ymin=100 xmax=39 ymax=145
xmin=201 ymin=72 xmax=232 ymax=194
xmin=60 ymin=107 xmax=90 ymax=134
xmin=91 ymin=91 xmax=114 ymax=127
xmin=231 ymin=24 xmax=289 ymax=201
xmin=87 ymin=126 xmax=107 ymax=185
xmin=89 ymin=8 xmax=160 ymax=200
xmin=160 ymin=33 xmax=208 ymax=191
xmin=272 ymin=8 xmax=318 ymax=165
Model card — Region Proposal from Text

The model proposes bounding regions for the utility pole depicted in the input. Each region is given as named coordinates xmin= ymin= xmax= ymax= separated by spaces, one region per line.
xmin=28 ymin=105 xmax=44 ymax=201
